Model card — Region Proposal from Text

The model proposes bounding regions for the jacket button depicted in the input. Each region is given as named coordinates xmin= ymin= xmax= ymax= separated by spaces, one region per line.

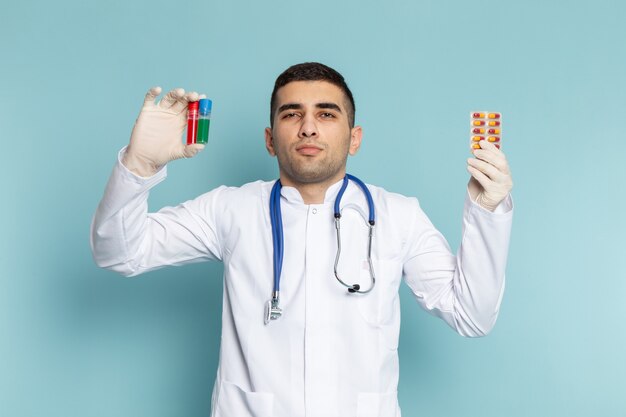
xmin=312 ymin=208 xmax=317 ymax=214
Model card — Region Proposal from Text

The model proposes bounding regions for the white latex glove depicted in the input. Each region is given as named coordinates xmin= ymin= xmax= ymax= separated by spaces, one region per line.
xmin=466 ymin=139 xmax=513 ymax=211
xmin=123 ymin=87 xmax=206 ymax=177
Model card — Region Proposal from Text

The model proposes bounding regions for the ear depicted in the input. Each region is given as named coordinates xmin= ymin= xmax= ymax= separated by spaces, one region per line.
xmin=348 ymin=125 xmax=363 ymax=156
xmin=265 ymin=127 xmax=276 ymax=156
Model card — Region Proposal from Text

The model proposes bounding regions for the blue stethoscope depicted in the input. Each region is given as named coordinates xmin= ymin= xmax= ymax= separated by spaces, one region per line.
xmin=265 ymin=174 xmax=376 ymax=324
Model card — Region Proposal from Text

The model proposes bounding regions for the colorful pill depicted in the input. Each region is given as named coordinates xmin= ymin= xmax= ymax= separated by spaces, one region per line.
xmin=470 ymin=110 xmax=501 ymax=152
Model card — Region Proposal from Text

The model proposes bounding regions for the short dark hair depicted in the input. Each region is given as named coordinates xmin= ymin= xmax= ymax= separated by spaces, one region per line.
xmin=270 ymin=62 xmax=356 ymax=128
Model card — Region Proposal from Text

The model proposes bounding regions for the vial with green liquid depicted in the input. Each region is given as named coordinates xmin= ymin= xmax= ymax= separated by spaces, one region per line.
xmin=197 ymin=98 xmax=212 ymax=144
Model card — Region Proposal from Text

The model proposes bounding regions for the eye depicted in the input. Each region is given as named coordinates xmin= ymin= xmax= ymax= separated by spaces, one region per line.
xmin=320 ymin=112 xmax=335 ymax=119
xmin=282 ymin=112 xmax=300 ymax=119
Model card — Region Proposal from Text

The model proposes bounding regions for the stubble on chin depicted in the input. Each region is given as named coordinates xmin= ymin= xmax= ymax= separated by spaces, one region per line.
xmin=278 ymin=152 xmax=342 ymax=185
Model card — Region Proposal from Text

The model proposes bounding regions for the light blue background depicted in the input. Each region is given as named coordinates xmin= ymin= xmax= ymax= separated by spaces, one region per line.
xmin=1 ymin=0 xmax=625 ymax=416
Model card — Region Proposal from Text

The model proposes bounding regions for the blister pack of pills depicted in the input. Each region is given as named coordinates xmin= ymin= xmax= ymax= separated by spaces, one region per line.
xmin=470 ymin=112 xmax=501 ymax=150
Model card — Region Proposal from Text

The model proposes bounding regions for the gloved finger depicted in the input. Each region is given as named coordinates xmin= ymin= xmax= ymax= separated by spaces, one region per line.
xmin=185 ymin=91 xmax=200 ymax=102
xmin=467 ymin=157 xmax=507 ymax=182
xmin=167 ymin=91 xmax=197 ymax=114
xmin=478 ymin=138 xmax=501 ymax=152
xmin=479 ymin=139 xmax=508 ymax=159
xmin=142 ymin=86 xmax=162 ymax=108
xmin=472 ymin=139 xmax=501 ymax=160
xmin=473 ymin=144 xmax=510 ymax=174
xmin=466 ymin=164 xmax=494 ymax=191
xmin=168 ymin=143 xmax=205 ymax=161
xmin=198 ymin=94 xmax=207 ymax=99
xmin=158 ymin=88 xmax=185 ymax=109
xmin=473 ymin=150 xmax=510 ymax=175
xmin=173 ymin=91 xmax=200 ymax=114
xmin=182 ymin=143 xmax=205 ymax=158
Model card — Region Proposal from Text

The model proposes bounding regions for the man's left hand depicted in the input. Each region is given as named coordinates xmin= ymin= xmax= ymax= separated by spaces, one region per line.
xmin=466 ymin=140 xmax=513 ymax=212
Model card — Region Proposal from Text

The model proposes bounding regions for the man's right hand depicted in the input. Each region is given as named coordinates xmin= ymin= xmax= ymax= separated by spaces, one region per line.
xmin=123 ymin=87 xmax=205 ymax=177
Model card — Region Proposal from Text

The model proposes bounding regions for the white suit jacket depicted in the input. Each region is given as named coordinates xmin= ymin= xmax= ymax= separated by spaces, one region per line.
xmin=91 ymin=149 xmax=513 ymax=417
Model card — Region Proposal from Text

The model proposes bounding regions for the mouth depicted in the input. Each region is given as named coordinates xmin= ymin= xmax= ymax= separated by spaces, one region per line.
xmin=296 ymin=144 xmax=324 ymax=156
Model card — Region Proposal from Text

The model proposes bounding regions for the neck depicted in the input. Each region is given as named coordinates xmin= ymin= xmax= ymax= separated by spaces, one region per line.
xmin=280 ymin=172 xmax=346 ymax=204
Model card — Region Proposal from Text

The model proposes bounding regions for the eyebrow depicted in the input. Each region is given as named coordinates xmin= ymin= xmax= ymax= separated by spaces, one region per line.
xmin=316 ymin=102 xmax=342 ymax=113
xmin=277 ymin=102 xmax=343 ymax=113
xmin=277 ymin=103 xmax=302 ymax=113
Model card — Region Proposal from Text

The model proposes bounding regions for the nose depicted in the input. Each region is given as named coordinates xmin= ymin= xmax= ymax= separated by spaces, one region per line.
xmin=298 ymin=114 xmax=318 ymax=138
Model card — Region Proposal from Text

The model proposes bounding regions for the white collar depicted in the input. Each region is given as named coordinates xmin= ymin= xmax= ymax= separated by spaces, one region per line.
xmin=279 ymin=177 xmax=346 ymax=205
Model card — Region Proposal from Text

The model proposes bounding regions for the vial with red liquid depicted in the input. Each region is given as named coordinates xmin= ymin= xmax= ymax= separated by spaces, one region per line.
xmin=187 ymin=101 xmax=199 ymax=145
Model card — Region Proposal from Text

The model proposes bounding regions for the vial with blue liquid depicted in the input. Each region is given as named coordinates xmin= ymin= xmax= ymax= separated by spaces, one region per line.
xmin=197 ymin=98 xmax=212 ymax=144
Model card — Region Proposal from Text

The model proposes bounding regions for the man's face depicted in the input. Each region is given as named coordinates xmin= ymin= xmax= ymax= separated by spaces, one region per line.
xmin=265 ymin=81 xmax=362 ymax=186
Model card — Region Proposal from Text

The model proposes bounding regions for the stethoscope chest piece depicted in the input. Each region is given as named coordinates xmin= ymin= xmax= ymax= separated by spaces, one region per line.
xmin=264 ymin=298 xmax=282 ymax=325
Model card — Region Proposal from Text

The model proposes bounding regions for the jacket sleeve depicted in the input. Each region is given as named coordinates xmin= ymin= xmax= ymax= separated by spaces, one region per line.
xmin=90 ymin=148 xmax=223 ymax=277
xmin=401 ymin=191 xmax=513 ymax=337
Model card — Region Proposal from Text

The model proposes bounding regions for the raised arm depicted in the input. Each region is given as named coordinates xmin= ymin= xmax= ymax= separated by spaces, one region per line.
xmin=90 ymin=87 xmax=222 ymax=277
xmin=403 ymin=140 xmax=514 ymax=336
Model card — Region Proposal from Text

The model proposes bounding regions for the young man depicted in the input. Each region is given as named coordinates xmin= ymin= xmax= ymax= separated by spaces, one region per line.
xmin=91 ymin=62 xmax=513 ymax=417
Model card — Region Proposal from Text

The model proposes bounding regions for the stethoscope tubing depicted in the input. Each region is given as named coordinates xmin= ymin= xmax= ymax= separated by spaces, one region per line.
xmin=336 ymin=174 xmax=375 ymax=225
xmin=267 ymin=174 xmax=376 ymax=323
xmin=270 ymin=181 xmax=284 ymax=298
